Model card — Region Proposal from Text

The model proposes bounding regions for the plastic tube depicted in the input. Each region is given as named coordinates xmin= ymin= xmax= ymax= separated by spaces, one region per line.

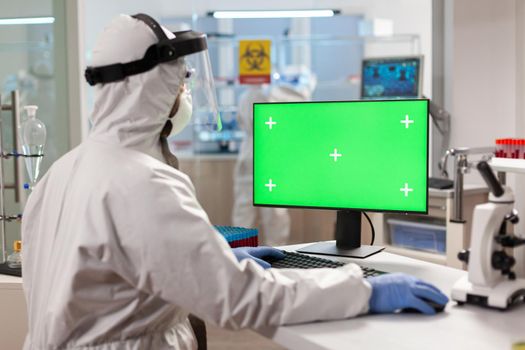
xmin=496 ymin=139 xmax=502 ymax=157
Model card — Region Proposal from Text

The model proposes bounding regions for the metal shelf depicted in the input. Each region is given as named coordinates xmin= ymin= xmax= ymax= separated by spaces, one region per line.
xmin=489 ymin=158 xmax=525 ymax=174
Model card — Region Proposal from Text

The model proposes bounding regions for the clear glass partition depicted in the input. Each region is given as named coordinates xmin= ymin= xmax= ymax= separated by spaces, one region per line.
xmin=0 ymin=12 xmax=70 ymax=262
xmin=158 ymin=15 xmax=420 ymax=156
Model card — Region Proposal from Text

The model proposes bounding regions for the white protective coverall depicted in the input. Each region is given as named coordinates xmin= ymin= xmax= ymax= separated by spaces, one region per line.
xmin=232 ymin=71 xmax=316 ymax=246
xmin=22 ymin=15 xmax=371 ymax=350
xmin=232 ymin=86 xmax=291 ymax=246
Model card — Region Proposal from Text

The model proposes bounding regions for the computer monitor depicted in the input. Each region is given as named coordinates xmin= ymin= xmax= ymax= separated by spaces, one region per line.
xmin=253 ymin=99 xmax=429 ymax=258
xmin=361 ymin=56 xmax=423 ymax=99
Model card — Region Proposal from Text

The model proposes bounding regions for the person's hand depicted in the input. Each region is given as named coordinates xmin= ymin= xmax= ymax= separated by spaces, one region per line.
xmin=367 ymin=273 xmax=449 ymax=315
xmin=232 ymin=246 xmax=285 ymax=269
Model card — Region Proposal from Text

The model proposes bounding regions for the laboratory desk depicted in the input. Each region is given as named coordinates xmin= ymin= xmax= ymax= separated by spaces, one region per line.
xmin=257 ymin=242 xmax=525 ymax=350
xmin=0 ymin=274 xmax=26 ymax=349
xmin=2 ymin=244 xmax=524 ymax=350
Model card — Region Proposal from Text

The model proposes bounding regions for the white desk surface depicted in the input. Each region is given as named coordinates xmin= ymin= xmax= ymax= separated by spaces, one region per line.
xmin=0 ymin=274 xmax=22 ymax=289
xmin=257 ymin=242 xmax=525 ymax=350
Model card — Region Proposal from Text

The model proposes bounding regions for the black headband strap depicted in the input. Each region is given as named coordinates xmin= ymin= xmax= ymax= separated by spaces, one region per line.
xmin=132 ymin=13 xmax=169 ymax=42
xmin=84 ymin=14 xmax=208 ymax=86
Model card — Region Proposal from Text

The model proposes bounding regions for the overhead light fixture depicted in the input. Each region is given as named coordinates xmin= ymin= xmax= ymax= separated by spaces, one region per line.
xmin=0 ymin=17 xmax=55 ymax=25
xmin=209 ymin=9 xmax=341 ymax=19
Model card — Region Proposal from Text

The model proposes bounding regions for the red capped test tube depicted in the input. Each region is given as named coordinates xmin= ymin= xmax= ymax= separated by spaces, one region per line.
xmin=495 ymin=139 xmax=502 ymax=157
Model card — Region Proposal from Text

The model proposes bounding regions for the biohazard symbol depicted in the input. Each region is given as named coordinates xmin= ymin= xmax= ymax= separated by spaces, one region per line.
xmin=240 ymin=43 xmax=270 ymax=71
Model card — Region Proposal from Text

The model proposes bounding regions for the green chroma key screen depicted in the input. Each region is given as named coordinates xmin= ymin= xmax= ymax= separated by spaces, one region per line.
xmin=253 ymin=99 xmax=429 ymax=213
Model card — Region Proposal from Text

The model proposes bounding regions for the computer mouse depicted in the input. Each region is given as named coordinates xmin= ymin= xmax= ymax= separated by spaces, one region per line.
xmin=401 ymin=298 xmax=446 ymax=314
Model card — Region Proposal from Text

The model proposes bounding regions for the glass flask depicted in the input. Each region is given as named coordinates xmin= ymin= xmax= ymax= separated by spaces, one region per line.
xmin=20 ymin=105 xmax=46 ymax=186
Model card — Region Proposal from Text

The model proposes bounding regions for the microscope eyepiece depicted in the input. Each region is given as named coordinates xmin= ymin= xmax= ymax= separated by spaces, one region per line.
xmin=477 ymin=161 xmax=504 ymax=197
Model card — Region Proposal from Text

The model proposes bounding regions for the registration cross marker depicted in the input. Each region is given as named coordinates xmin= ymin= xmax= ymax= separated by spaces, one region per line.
xmin=401 ymin=114 xmax=414 ymax=129
xmin=400 ymin=183 xmax=414 ymax=197
xmin=265 ymin=117 xmax=277 ymax=130
xmin=330 ymin=148 xmax=343 ymax=162
xmin=265 ymin=179 xmax=276 ymax=192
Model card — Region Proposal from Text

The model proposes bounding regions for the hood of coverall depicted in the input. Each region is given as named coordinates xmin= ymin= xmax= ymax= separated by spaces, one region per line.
xmin=88 ymin=14 xmax=186 ymax=161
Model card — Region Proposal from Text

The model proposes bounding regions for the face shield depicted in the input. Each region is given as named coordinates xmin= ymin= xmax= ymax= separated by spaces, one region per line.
xmin=183 ymin=46 xmax=222 ymax=132
xmin=84 ymin=13 xmax=222 ymax=132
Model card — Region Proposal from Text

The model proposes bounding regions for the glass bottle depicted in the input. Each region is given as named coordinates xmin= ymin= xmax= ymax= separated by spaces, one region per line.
xmin=20 ymin=105 xmax=46 ymax=186
xmin=7 ymin=240 xmax=22 ymax=269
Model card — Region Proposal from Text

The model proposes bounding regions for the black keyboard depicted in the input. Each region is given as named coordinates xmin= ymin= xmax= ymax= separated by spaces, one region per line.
xmin=268 ymin=251 xmax=385 ymax=278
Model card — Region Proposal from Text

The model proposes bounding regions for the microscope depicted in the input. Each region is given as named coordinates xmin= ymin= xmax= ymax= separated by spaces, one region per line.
xmin=452 ymin=161 xmax=525 ymax=309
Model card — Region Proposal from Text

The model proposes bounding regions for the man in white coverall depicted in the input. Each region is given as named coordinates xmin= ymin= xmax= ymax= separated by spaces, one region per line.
xmin=232 ymin=66 xmax=316 ymax=246
xmin=22 ymin=14 xmax=448 ymax=350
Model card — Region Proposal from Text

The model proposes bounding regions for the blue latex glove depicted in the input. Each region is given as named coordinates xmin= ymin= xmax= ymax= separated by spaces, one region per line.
xmin=368 ymin=273 xmax=449 ymax=315
xmin=232 ymin=246 xmax=285 ymax=269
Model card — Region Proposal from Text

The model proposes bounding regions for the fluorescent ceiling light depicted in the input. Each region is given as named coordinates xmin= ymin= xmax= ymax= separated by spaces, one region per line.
xmin=0 ymin=17 xmax=55 ymax=25
xmin=210 ymin=10 xmax=340 ymax=19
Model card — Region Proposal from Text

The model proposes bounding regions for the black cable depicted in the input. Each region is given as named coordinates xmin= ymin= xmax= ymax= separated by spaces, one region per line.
xmin=363 ymin=212 xmax=375 ymax=245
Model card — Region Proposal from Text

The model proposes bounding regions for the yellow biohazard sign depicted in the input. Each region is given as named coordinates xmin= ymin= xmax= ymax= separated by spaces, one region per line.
xmin=239 ymin=39 xmax=271 ymax=84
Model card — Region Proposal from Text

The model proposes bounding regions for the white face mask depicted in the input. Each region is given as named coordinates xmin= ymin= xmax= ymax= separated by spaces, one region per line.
xmin=169 ymin=89 xmax=193 ymax=137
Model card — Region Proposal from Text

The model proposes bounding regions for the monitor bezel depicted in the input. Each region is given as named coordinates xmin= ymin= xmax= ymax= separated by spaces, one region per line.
xmin=252 ymin=98 xmax=429 ymax=215
xmin=360 ymin=55 xmax=424 ymax=100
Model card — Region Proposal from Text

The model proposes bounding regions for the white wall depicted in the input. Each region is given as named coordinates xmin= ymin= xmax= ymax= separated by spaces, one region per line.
xmin=445 ymin=0 xmax=522 ymax=183
xmin=513 ymin=0 xmax=525 ymax=277
xmin=517 ymin=1 xmax=525 ymax=139
xmin=448 ymin=0 xmax=517 ymax=151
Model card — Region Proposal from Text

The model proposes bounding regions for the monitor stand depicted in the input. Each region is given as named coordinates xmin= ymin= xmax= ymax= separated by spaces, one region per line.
xmin=297 ymin=210 xmax=385 ymax=259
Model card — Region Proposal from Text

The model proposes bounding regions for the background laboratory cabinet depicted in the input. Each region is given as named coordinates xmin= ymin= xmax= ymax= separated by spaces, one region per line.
xmin=368 ymin=186 xmax=488 ymax=268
